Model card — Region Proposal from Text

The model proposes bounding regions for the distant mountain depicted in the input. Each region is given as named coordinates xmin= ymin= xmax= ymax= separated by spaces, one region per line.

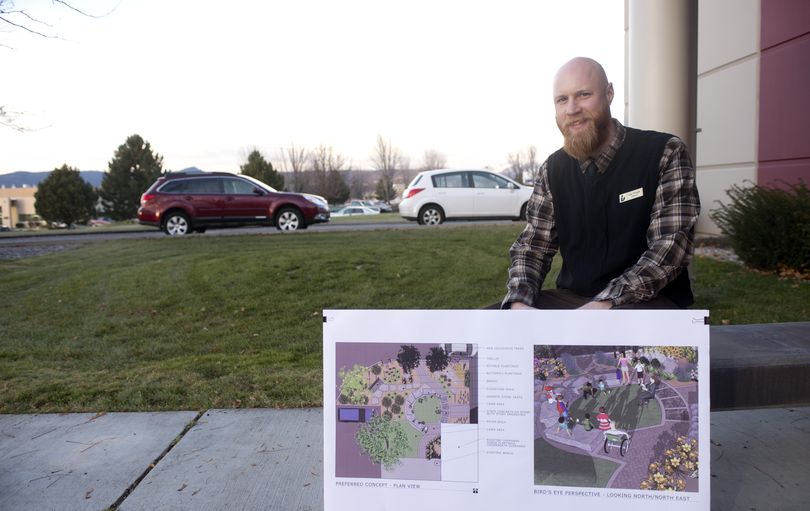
xmin=0 ymin=168 xmax=210 ymax=189
xmin=0 ymin=170 xmax=104 ymax=188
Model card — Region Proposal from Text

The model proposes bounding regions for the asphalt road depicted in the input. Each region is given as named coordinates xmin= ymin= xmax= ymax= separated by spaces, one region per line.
xmin=0 ymin=219 xmax=519 ymax=246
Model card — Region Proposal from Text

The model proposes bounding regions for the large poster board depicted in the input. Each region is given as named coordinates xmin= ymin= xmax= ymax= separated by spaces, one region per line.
xmin=324 ymin=309 xmax=710 ymax=510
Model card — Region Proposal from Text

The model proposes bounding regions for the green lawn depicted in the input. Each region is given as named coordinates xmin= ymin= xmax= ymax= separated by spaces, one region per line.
xmin=534 ymin=437 xmax=618 ymax=487
xmin=398 ymin=418 xmax=425 ymax=459
xmin=1 ymin=225 xmax=807 ymax=413
xmin=568 ymin=385 xmax=662 ymax=431
xmin=414 ymin=396 xmax=442 ymax=424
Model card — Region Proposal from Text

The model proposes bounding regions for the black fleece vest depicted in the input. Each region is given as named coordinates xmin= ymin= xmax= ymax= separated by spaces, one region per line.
xmin=547 ymin=127 xmax=693 ymax=307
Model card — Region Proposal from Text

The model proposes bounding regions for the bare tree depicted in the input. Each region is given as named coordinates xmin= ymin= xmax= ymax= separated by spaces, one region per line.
xmin=1 ymin=0 xmax=112 ymax=40
xmin=370 ymin=135 xmax=406 ymax=203
xmin=348 ymin=171 xmax=367 ymax=199
xmin=2 ymin=0 xmax=117 ymax=130
xmin=420 ymin=149 xmax=447 ymax=171
xmin=506 ymin=145 xmax=541 ymax=184
xmin=279 ymin=143 xmax=309 ymax=192
xmin=309 ymin=145 xmax=346 ymax=197
xmin=0 ymin=105 xmax=23 ymax=131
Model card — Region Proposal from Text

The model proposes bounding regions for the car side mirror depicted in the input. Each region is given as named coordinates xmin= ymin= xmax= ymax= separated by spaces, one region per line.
xmin=253 ymin=188 xmax=265 ymax=196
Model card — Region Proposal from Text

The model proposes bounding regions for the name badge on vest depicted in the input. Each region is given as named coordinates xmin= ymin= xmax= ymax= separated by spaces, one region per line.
xmin=619 ymin=187 xmax=644 ymax=203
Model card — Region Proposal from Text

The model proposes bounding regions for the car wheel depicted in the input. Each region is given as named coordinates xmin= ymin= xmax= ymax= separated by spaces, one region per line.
xmin=418 ymin=205 xmax=444 ymax=225
xmin=276 ymin=207 xmax=303 ymax=231
xmin=164 ymin=212 xmax=190 ymax=236
xmin=519 ymin=202 xmax=528 ymax=221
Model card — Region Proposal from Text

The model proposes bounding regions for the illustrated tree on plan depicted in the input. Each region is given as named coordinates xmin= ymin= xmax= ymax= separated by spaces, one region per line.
xmin=397 ymin=345 xmax=421 ymax=373
xmin=355 ymin=416 xmax=409 ymax=470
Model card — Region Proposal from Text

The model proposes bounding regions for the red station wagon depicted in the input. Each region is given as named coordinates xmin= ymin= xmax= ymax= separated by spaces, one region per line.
xmin=138 ymin=172 xmax=330 ymax=235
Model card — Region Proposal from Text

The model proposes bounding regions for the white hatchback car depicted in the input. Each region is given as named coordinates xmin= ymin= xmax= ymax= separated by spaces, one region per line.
xmin=399 ymin=169 xmax=533 ymax=225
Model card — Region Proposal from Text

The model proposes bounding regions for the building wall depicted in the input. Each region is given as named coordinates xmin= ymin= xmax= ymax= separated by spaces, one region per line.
xmin=695 ymin=0 xmax=761 ymax=233
xmin=0 ymin=187 xmax=38 ymax=228
xmin=695 ymin=0 xmax=809 ymax=232
xmin=758 ymin=0 xmax=810 ymax=186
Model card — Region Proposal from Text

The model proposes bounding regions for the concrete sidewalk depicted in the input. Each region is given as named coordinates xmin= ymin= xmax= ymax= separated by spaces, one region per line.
xmin=0 ymin=409 xmax=323 ymax=511
xmin=2 ymin=407 xmax=809 ymax=510
xmin=3 ymin=321 xmax=809 ymax=510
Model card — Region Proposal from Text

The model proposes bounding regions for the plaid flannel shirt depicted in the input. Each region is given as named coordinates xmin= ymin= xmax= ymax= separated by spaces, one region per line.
xmin=503 ymin=120 xmax=700 ymax=308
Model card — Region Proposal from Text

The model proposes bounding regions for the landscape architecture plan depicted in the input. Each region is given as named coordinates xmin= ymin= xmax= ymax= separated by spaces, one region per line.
xmin=334 ymin=342 xmax=478 ymax=481
xmin=323 ymin=310 xmax=710 ymax=511
xmin=532 ymin=345 xmax=700 ymax=492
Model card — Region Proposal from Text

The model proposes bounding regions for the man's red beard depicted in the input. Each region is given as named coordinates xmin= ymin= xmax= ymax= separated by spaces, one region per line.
xmin=559 ymin=108 xmax=612 ymax=161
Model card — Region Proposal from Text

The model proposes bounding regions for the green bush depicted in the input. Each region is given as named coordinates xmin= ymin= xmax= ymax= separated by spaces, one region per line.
xmin=710 ymin=181 xmax=810 ymax=274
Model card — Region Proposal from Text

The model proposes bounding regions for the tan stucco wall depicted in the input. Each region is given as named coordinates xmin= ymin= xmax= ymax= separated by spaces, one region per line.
xmin=695 ymin=0 xmax=760 ymax=234
xmin=0 ymin=187 xmax=38 ymax=227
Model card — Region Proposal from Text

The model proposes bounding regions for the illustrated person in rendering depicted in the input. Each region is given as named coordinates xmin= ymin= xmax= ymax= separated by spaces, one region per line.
xmin=634 ymin=357 xmax=646 ymax=384
xmin=555 ymin=394 xmax=569 ymax=419
xmin=502 ymin=57 xmax=700 ymax=310
xmin=597 ymin=377 xmax=610 ymax=396
xmin=579 ymin=412 xmax=596 ymax=431
xmin=618 ymin=350 xmax=631 ymax=385
xmin=596 ymin=406 xmax=612 ymax=431
xmin=639 ymin=375 xmax=659 ymax=406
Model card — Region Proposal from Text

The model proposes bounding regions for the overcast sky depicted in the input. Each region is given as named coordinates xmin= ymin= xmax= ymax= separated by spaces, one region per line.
xmin=1 ymin=0 xmax=625 ymax=174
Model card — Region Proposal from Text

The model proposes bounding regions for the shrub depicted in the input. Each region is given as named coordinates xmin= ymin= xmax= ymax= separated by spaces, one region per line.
xmin=425 ymin=437 xmax=441 ymax=460
xmin=640 ymin=436 xmax=698 ymax=491
xmin=710 ymin=181 xmax=810 ymax=274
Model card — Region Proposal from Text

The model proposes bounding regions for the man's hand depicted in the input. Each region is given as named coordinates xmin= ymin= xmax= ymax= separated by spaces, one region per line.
xmin=578 ymin=300 xmax=612 ymax=310
xmin=510 ymin=302 xmax=536 ymax=310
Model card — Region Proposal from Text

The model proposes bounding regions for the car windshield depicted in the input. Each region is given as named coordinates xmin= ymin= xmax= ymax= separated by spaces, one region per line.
xmin=238 ymin=174 xmax=277 ymax=193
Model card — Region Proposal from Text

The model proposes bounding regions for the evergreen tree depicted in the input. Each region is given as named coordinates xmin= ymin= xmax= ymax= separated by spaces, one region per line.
xmin=375 ymin=174 xmax=396 ymax=202
xmin=240 ymin=149 xmax=284 ymax=190
xmin=35 ymin=164 xmax=97 ymax=225
xmin=324 ymin=168 xmax=350 ymax=204
xmin=100 ymin=134 xmax=163 ymax=220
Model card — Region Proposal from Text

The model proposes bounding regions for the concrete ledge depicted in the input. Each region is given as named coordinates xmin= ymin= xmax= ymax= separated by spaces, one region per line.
xmin=710 ymin=322 xmax=810 ymax=410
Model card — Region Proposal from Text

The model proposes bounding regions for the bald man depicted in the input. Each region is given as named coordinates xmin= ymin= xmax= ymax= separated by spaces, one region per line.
xmin=503 ymin=57 xmax=700 ymax=310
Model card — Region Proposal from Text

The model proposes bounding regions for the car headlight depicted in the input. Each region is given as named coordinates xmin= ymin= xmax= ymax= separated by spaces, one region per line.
xmin=304 ymin=194 xmax=328 ymax=209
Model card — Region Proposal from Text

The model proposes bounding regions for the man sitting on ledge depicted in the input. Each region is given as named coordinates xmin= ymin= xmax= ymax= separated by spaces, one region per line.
xmin=502 ymin=57 xmax=700 ymax=310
